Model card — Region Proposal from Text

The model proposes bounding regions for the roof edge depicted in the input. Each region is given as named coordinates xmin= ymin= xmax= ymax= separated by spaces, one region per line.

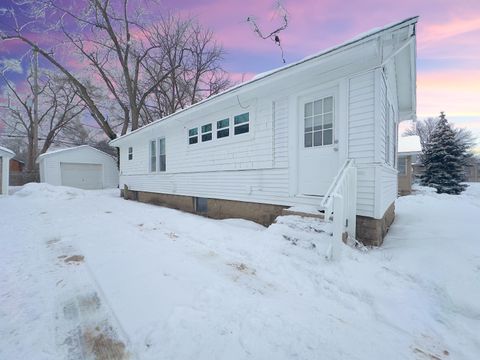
xmin=110 ymin=16 xmax=419 ymax=146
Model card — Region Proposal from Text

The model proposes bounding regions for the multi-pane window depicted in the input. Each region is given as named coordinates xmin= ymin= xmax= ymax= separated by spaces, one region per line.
xmin=201 ymin=123 xmax=212 ymax=142
xmin=304 ymin=96 xmax=333 ymax=148
xmin=128 ymin=147 xmax=133 ymax=160
xmin=217 ymin=118 xmax=229 ymax=138
xmin=188 ymin=128 xmax=198 ymax=144
xmin=150 ymin=140 xmax=156 ymax=172
xmin=159 ymin=138 xmax=166 ymax=172
xmin=234 ymin=113 xmax=249 ymax=135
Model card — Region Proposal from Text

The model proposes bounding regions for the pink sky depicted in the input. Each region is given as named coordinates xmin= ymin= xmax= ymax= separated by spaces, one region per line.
xmin=1 ymin=0 xmax=479 ymax=142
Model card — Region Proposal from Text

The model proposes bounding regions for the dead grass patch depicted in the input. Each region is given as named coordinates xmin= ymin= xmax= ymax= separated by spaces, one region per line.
xmin=64 ymin=255 xmax=85 ymax=264
xmin=83 ymin=328 xmax=128 ymax=360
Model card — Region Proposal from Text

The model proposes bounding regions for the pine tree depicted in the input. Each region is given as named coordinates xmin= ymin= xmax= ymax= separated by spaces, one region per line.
xmin=421 ymin=112 xmax=469 ymax=194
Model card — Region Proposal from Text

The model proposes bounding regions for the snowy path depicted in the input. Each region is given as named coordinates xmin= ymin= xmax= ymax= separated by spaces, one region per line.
xmin=1 ymin=183 xmax=480 ymax=359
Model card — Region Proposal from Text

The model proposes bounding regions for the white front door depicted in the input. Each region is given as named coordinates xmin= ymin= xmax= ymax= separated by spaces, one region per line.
xmin=298 ymin=92 xmax=339 ymax=196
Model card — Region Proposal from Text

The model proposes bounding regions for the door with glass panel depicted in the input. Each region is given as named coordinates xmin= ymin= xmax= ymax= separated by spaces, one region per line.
xmin=298 ymin=93 xmax=339 ymax=196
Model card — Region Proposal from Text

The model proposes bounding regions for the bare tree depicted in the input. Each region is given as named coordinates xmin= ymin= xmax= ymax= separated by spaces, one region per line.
xmin=0 ymin=66 xmax=86 ymax=171
xmin=140 ymin=15 xmax=230 ymax=124
xmin=0 ymin=1 xmax=231 ymax=139
xmin=404 ymin=116 xmax=476 ymax=151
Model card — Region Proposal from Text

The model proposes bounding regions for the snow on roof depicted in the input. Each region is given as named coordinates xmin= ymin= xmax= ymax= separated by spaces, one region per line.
xmin=110 ymin=16 xmax=418 ymax=145
xmin=0 ymin=146 xmax=15 ymax=157
xmin=37 ymin=145 xmax=113 ymax=162
xmin=398 ymin=135 xmax=422 ymax=154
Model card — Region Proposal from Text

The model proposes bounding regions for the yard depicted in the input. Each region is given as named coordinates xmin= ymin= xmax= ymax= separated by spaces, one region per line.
xmin=1 ymin=183 xmax=479 ymax=360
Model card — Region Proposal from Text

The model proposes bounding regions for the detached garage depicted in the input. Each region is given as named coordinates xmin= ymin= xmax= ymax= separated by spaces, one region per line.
xmin=37 ymin=145 xmax=118 ymax=190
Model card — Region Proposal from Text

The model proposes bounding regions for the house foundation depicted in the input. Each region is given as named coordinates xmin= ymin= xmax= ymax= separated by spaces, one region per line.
xmin=122 ymin=187 xmax=285 ymax=226
xmin=356 ymin=203 xmax=395 ymax=246
xmin=122 ymin=187 xmax=394 ymax=245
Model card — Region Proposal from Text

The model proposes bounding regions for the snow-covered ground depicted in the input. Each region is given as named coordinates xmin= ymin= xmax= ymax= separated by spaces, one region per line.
xmin=1 ymin=183 xmax=479 ymax=360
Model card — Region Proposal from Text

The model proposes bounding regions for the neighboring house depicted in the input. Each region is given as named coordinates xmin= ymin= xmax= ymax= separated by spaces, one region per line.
xmin=465 ymin=156 xmax=480 ymax=182
xmin=397 ymin=135 xmax=422 ymax=195
xmin=9 ymin=158 xmax=24 ymax=172
xmin=37 ymin=145 xmax=119 ymax=190
xmin=9 ymin=158 xmax=26 ymax=186
xmin=110 ymin=17 xmax=418 ymax=246
xmin=0 ymin=146 xmax=15 ymax=196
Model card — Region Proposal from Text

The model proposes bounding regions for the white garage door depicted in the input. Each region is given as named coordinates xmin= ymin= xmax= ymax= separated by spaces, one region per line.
xmin=60 ymin=163 xmax=103 ymax=190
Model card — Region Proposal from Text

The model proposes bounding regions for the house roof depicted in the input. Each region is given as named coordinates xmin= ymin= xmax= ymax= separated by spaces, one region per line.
xmin=110 ymin=16 xmax=418 ymax=146
xmin=398 ymin=135 xmax=422 ymax=154
xmin=36 ymin=145 xmax=115 ymax=162
xmin=0 ymin=146 xmax=15 ymax=157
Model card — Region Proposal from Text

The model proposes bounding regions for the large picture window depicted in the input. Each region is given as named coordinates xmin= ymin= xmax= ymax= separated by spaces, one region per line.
xmin=304 ymin=96 xmax=334 ymax=148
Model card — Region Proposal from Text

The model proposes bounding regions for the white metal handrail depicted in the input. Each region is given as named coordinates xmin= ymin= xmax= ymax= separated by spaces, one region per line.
xmin=321 ymin=159 xmax=357 ymax=260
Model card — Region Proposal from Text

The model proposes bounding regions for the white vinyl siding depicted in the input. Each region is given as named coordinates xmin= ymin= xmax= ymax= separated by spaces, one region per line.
xmin=114 ymin=29 xmax=409 ymax=218
xmin=348 ymin=72 xmax=376 ymax=216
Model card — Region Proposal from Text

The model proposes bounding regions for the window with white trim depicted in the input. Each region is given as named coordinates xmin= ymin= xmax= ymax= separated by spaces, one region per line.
xmin=149 ymin=140 xmax=157 ymax=172
xmin=217 ymin=118 xmax=229 ymax=138
xmin=159 ymin=138 xmax=166 ymax=172
xmin=304 ymin=96 xmax=334 ymax=147
xmin=128 ymin=147 xmax=133 ymax=160
xmin=234 ymin=113 xmax=249 ymax=135
xmin=188 ymin=128 xmax=198 ymax=144
xmin=201 ymin=123 xmax=212 ymax=142
xmin=150 ymin=138 xmax=166 ymax=172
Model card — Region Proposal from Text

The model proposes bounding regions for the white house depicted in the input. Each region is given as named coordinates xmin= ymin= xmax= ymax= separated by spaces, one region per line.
xmin=109 ymin=17 xmax=418 ymax=246
xmin=0 ymin=146 xmax=15 ymax=196
xmin=37 ymin=145 xmax=119 ymax=190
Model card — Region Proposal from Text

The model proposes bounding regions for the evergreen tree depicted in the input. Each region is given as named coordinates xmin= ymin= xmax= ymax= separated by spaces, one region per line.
xmin=421 ymin=112 xmax=470 ymax=194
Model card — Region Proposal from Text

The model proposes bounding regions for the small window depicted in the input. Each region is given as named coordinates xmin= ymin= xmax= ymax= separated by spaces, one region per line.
xmin=159 ymin=138 xmax=166 ymax=172
xmin=217 ymin=118 xmax=229 ymax=138
xmin=188 ymin=128 xmax=198 ymax=144
xmin=150 ymin=140 xmax=157 ymax=172
xmin=234 ymin=113 xmax=249 ymax=135
xmin=304 ymin=96 xmax=334 ymax=148
xmin=201 ymin=123 xmax=212 ymax=142
xmin=128 ymin=147 xmax=133 ymax=160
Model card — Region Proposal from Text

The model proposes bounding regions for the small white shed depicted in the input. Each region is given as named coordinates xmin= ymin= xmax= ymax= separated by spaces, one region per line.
xmin=37 ymin=145 xmax=119 ymax=190
xmin=0 ymin=146 xmax=15 ymax=196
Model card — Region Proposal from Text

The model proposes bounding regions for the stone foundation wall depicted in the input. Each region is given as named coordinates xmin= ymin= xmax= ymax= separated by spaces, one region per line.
xmin=122 ymin=187 xmax=285 ymax=226
xmin=356 ymin=202 xmax=395 ymax=246
xmin=122 ymin=187 xmax=395 ymax=245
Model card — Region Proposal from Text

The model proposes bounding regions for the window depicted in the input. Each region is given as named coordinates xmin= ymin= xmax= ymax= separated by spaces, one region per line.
xmin=234 ymin=113 xmax=249 ymax=135
xmin=398 ymin=157 xmax=407 ymax=175
xmin=217 ymin=118 xmax=229 ymax=138
xmin=304 ymin=96 xmax=333 ymax=148
xmin=150 ymin=138 xmax=166 ymax=172
xmin=188 ymin=128 xmax=198 ymax=144
xmin=128 ymin=147 xmax=133 ymax=160
xmin=201 ymin=123 xmax=212 ymax=142
xmin=150 ymin=140 xmax=157 ymax=172
xmin=159 ymin=138 xmax=166 ymax=172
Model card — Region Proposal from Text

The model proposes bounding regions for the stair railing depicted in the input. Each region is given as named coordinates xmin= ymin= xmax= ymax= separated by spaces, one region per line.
xmin=320 ymin=159 xmax=357 ymax=259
